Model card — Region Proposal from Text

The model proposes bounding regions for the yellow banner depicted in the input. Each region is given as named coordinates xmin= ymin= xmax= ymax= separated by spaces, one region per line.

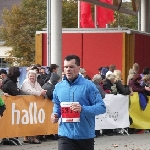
xmin=0 ymin=96 xmax=58 ymax=138
xmin=129 ymin=92 xmax=150 ymax=129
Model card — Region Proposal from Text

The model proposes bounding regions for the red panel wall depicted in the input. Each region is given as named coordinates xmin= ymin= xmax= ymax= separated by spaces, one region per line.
xmin=83 ymin=33 xmax=123 ymax=78
xmin=62 ymin=33 xmax=83 ymax=68
xmin=42 ymin=33 xmax=47 ymax=66
xmin=134 ymin=33 xmax=150 ymax=73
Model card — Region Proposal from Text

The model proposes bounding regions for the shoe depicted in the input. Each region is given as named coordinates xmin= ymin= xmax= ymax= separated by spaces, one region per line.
xmin=136 ymin=130 xmax=144 ymax=134
xmin=23 ymin=140 xmax=30 ymax=143
xmin=30 ymin=140 xmax=42 ymax=144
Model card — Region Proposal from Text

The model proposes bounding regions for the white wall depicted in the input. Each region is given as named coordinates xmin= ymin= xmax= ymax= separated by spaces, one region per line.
xmin=0 ymin=45 xmax=11 ymax=58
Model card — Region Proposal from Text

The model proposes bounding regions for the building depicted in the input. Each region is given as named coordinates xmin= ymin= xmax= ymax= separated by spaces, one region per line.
xmin=0 ymin=0 xmax=21 ymax=67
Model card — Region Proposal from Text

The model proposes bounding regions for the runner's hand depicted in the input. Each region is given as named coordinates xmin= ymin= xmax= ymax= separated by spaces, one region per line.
xmin=51 ymin=113 xmax=59 ymax=123
xmin=70 ymin=103 xmax=82 ymax=112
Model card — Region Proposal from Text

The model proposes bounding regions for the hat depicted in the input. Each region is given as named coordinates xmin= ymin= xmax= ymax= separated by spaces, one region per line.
xmin=98 ymin=67 xmax=103 ymax=71
xmin=101 ymin=67 xmax=109 ymax=75
xmin=50 ymin=73 xmax=60 ymax=85
xmin=79 ymin=68 xmax=86 ymax=74
xmin=0 ymin=69 xmax=7 ymax=75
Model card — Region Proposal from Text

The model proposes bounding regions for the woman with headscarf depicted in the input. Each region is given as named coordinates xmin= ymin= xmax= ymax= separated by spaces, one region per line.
xmin=21 ymin=70 xmax=47 ymax=144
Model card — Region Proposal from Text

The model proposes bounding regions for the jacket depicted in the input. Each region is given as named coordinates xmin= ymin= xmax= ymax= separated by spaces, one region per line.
xmin=2 ymin=77 xmax=20 ymax=96
xmin=21 ymin=79 xmax=43 ymax=96
xmin=115 ymin=80 xmax=131 ymax=95
xmin=42 ymin=73 xmax=60 ymax=100
xmin=103 ymin=79 xmax=117 ymax=94
xmin=93 ymin=81 xmax=105 ymax=99
xmin=42 ymin=82 xmax=54 ymax=100
xmin=52 ymin=75 xmax=106 ymax=139
xmin=129 ymin=79 xmax=145 ymax=92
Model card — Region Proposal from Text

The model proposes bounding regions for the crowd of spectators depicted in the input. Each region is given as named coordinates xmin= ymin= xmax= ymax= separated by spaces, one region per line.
xmin=0 ymin=62 xmax=150 ymax=144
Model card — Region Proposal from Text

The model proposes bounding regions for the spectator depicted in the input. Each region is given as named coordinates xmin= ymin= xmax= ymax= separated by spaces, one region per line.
xmin=141 ymin=74 xmax=150 ymax=96
xmin=103 ymin=74 xmax=117 ymax=136
xmin=98 ymin=67 xmax=103 ymax=74
xmin=0 ymin=69 xmax=7 ymax=80
xmin=140 ymin=67 xmax=150 ymax=85
xmin=21 ymin=70 xmax=47 ymax=144
xmin=92 ymin=74 xmax=105 ymax=99
xmin=45 ymin=64 xmax=59 ymax=83
xmin=127 ymin=63 xmax=140 ymax=85
xmin=2 ymin=67 xmax=20 ymax=96
xmin=92 ymin=74 xmax=105 ymax=137
xmin=101 ymin=67 xmax=109 ymax=80
xmin=40 ymin=67 xmax=47 ymax=80
xmin=113 ymin=70 xmax=133 ymax=95
xmin=31 ymin=66 xmax=44 ymax=86
xmin=103 ymin=74 xmax=117 ymax=95
xmin=105 ymin=64 xmax=116 ymax=78
xmin=129 ymin=74 xmax=145 ymax=93
xmin=35 ymin=64 xmax=42 ymax=73
xmin=42 ymin=72 xmax=60 ymax=100
xmin=79 ymin=68 xmax=91 ymax=80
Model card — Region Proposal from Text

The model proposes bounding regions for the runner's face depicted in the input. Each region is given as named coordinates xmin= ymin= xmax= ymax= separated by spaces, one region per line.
xmin=64 ymin=59 xmax=80 ymax=80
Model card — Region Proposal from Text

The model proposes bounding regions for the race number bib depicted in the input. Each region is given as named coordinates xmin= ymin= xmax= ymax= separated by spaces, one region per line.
xmin=61 ymin=102 xmax=80 ymax=122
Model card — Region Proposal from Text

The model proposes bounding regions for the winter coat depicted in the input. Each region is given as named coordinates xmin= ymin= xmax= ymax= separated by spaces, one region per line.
xmin=53 ymin=74 xmax=106 ymax=139
xmin=42 ymin=73 xmax=60 ymax=100
xmin=2 ymin=77 xmax=20 ymax=96
xmin=129 ymin=79 xmax=145 ymax=92
xmin=115 ymin=80 xmax=131 ymax=95
xmin=21 ymin=78 xmax=43 ymax=96
xmin=103 ymin=79 xmax=117 ymax=94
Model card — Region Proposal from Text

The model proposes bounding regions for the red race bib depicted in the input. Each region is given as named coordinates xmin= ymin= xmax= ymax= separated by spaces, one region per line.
xmin=61 ymin=102 xmax=80 ymax=122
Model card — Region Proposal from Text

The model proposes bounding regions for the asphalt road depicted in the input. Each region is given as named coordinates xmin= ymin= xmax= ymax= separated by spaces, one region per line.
xmin=0 ymin=132 xmax=150 ymax=150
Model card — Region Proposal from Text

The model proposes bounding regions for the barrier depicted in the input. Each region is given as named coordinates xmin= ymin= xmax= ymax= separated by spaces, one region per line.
xmin=129 ymin=92 xmax=150 ymax=129
xmin=0 ymin=96 xmax=58 ymax=138
xmin=95 ymin=94 xmax=129 ymax=129
xmin=0 ymin=93 xmax=149 ymax=138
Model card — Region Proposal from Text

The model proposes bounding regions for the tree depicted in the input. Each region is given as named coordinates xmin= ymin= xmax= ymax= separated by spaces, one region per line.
xmin=110 ymin=2 xmax=138 ymax=29
xmin=62 ymin=0 xmax=78 ymax=28
xmin=0 ymin=0 xmax=78 ymax=66
xmin=0 ymin=0 xmax=47 ymax=66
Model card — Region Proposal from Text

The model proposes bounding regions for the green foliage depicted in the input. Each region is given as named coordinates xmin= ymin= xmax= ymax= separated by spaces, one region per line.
xmin=0 ymin=0 xmax=46 ymax=66
xmin=62 ymin=0 xmax=78 ymax=28
xmin=111 ymin=2 xmax=138 ymax=29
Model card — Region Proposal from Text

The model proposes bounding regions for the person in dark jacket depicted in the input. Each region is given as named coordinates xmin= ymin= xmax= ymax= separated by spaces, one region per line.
xmin=113 ymin=70 xmax=133 ymax=95
xmin=129 ymin=74 xmax=149 ymax=92
xmin=2 ymin=67 xmax=20 ymax=96
xmin=103 ymin=74 xmax=117 ymax=95
xmin=40 ymin=67 xmax=47 ymax=80
xmin=103 ymin=74 xmax=117 ymax=136
xmin=42 ymin=73 xmax=60 ymax=100
xmin=44 ymin=64 xmax=59 ymax=83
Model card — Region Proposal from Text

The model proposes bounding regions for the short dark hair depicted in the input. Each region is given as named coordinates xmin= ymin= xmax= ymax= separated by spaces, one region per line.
xmin=0 ymin=69 xmax=7 ymax=75
xmin=31 ymin=66 xmax=39 ymax=73
xmin=48 ymin=64 xmax=59 ymax=73
xmin=7 ymin=66 xmax=20 ymax=82
xmin=64 ymin=55 xmax=80 ymax=66
xmin=143 ymin=67 xmax=150 ymax=75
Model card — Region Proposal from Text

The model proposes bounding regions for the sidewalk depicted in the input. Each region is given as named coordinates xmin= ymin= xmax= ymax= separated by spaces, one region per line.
xmin=0 ymin=133 xmax=150 ymax=150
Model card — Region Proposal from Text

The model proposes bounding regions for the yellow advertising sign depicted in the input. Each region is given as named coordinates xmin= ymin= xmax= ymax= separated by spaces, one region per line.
xmin=130 ymin=92 xmax=150 ymax=129
xmin=0 ymin=96 xmax=58 ymax=138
